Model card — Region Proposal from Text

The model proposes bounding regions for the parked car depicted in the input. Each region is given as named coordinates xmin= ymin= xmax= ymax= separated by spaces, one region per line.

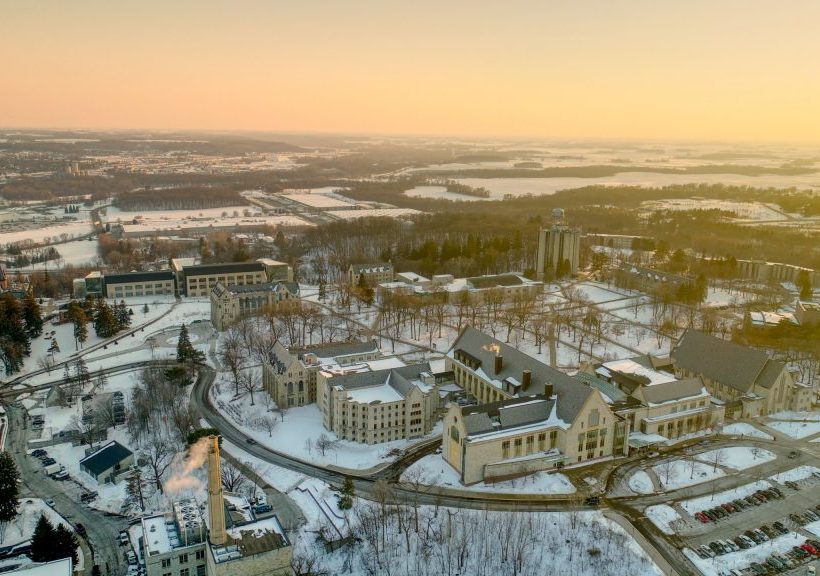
xmin=75 ymin=523 xmax=86 ymax=536
xmin=30 ymin=449 xmax=46 ymax=458
xmin=119 ymin=532 xmax=129 ymax=546
xmin=41 ymin=458 xmax=56 ymax=466
xmin=785 ymin=480 xmax=800 ymax=490
xmin=45 ymin=499 xmax=55 ymax=507
xmin=773 ymin=521 xmax=789 ymax=534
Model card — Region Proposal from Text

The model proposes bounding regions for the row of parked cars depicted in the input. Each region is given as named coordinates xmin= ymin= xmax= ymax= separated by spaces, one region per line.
xmin=694 ymin=521 xmax=793 ymax=559
xmin=729 ymin=540 xmax=820 ymax=575
xmin=30 ymin=449 xmax=68 ymax=480
xmin=694 ymin=487 xmax=785 ymax=524
xmin=789 ymin=505 xmax=820 ymax=526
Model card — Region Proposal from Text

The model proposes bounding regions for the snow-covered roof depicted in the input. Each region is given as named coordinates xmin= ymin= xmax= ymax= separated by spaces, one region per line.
xmin=599 ymin=359 xmax=676 ymax=386
xmin=142 ymin=514 xmax=174 ymax=555
xmin=4 ymin=558 xmax=72 ymax=576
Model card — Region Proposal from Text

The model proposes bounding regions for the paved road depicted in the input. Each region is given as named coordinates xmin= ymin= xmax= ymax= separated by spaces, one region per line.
xmin=6 ymin=406 xmax=129 ymax=576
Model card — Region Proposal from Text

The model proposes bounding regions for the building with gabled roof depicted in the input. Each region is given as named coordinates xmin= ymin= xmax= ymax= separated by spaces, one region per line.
xmin=671 ymin=329 xmax=813 ymax=417
xmin=262 ymin=339 xmax=382 ymax=409
xmin=443 ymin=327 xmax=627 ymax=483
xmin=79 ymin=440 xmax=134 ymax=483
xmin=346 ymin=262 xmax=394 ymax=287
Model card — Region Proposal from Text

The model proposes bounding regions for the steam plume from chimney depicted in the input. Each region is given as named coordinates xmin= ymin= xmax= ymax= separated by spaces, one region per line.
xmin=166 ymin=437 xmax=210 ymax=493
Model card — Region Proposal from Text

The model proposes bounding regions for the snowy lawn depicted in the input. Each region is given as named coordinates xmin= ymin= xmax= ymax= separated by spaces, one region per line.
xmin=628 ymin=470 xmax=655 ymax=494
xmin=694 ymin=446 xmax=776 ymax=470
xmin=680 ymin=480 xmax=772 ymax=515
xmin=805 ymin=520 xmax=820 ymax=538
xmin=401 ymin=454 xmax=576 ymax=494
xmin=719 ymin=423 xmax=773 ymax=440
xmin=645 ymin=504 xmax=682 ymax=535
xmin=210 ymin=380 xmax=441 ymax=470
xmin=220 ymin=439 xmax=306 ymax=493
xmin=769 ymin=465 xmax=820 ymax=484
xmin=768 ymin=411 xmax=820 ymax=422
xmin=652 ymin=459 xmax=725 ymax=490
xmin=2 ymin=498 xmax=75 ymax=547
xmin=766 ymin=420 xmax=820 ymax=439
xmin=684 ymin=532 xmax=805 ymax=576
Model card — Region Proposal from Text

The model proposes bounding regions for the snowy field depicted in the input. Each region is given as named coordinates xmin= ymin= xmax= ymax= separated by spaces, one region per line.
xmin=653 ymin=459 xmax=725 ymax=490
xmin=403 ymin=185 xmax=485 ymax=202
xmin=679 ymin=480 xmax=772 ymax=515
xmin=627 ymin=470 xmax=655 ymax=494
xmin=693 ymin=446 xmax=776 ymax=470
xmin=282 ymin=193 xmax=355 ymax=208
xmin=0 ymin=220 xmax=91 ymax=246
xmin=645 ymin=504 xmax=682 ymax=535
xmin=326 ymin=208 xmax=422 ymax=220
xmin=641 ymin=199 xmax=788 ymax=221
xmin=210 ymin=381 xmax=441 ymax=470
xmin=452 ymin=172 xmax=820 ymax=199
xmin=766 ymin=419 xmax=820 ymax=439
xmin=720 ymin=423 xmax=773 ymax=440
xmin=401 ymin=454 xmax=576 ymax=494
xmin=768 ymin=465 xmax=820 ymax=484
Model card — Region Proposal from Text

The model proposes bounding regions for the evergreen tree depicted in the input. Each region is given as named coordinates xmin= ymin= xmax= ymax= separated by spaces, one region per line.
xmin=93 ymin=300 xmax=119 ymax=338
xmin=338 ymin=476 xmax=354 ymax=510
xmin=176 ymin=324 xmax=204 ymax=364
xmin=115 ymin=301 xmax=131 ymax=329
xmin=68 ymin=302 xmax=88 ymax=350
xmin=142 ymin=303 xmax=150 ymax=314
xmin=30 ymin=515 xmax=56 ymax=562
xmin=53 ymin=524 xmax=79 ymax=564
xmin=0 ymin=293 xmax=31 ymax=375
xmin=21 ymin=291 xmax=43 ymax=337
xmin=0 ymin=452 xmax=20 ymax=531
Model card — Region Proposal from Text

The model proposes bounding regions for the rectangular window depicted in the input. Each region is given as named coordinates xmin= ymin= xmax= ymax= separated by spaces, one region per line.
xmin=162 ymin=560 xmax=171 ymax=568
xmin=501 ymin=441 xmax=510 ymax=459
xmin=179 ymin=554 xmax=188 ymax=564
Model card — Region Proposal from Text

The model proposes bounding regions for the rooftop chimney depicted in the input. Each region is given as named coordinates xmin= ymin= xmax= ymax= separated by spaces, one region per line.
xmin=522 ymin=370 xmax=532 ymax=390
xmin=494 ymin=354 xmax=503 ymax=375
xmin=207 ymin=435 xmax=228 ymax=546
xmin=545 ymin=383 xmax=554 ymax=398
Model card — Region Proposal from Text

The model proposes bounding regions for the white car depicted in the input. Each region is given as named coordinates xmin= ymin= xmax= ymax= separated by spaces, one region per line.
xmin=45 ymin=499 xmax=55 ymax=507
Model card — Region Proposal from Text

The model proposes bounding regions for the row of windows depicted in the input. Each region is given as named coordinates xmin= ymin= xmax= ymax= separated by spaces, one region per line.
xmin=500 ymin=431 xmax=558 ymax=459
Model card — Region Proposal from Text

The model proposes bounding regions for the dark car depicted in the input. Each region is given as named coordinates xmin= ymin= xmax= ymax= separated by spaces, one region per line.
xmin=75 ymin=523 xmax=86 ymax=536
xmin=584 ymin=496 xmax=600 ymax=506
xmin=245 ymin=438 xmax=257 ymax=445
xmin=41 ymin=458 xmax=56 ymax=466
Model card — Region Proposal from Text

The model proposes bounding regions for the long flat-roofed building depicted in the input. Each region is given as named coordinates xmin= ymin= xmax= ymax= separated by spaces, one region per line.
xmin=103 ymin=270 xmax=176 ymax=299
xmin=178 ymin=261 xmax=268 ymax=297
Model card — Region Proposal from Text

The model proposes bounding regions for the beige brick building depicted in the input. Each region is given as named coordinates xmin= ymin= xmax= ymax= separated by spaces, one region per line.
xmin=262 ymin=340 xmax=381 ymax=409
xmin=672 ymin=330 xmax=813 ymax=418
xmin=210 ymin=281 xmax=299 ymax=330
xmin=347 ymin=262 xmax=394 ymax=287
xmin=317 ymin=363 xmax=440 ymax=444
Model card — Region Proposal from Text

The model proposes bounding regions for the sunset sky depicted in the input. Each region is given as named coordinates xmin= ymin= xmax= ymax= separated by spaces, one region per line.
xmin=2 ymin=1 xmax=820 ymax=142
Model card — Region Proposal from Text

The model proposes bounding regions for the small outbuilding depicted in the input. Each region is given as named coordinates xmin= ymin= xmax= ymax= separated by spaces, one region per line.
xmin=79 ymin=440 xmax=134 ymax=483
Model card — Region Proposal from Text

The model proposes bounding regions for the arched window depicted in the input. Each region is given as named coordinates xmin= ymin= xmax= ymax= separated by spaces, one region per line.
xmin=287 ymin=382 xmax=294 ymax=394
xmin=298 ymin=380 xmax=304 ymax=392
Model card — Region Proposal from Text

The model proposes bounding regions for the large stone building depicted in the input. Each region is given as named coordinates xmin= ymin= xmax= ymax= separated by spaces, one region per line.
xmin=317 ymin=362 xmax=441 ymax=444
xmin=178 ymin=261 xmax=271 ymax=297
xmin=262 ymin=340 xmax=381 ymax=409
xmin=535 ymin=216 xmax=580 ymax=279
xmin=443 ymin=327 xmax=724 ymax=484
xmin=795 ymin=300 xmax=820 ymax=325
xmin=210 ymin=281 xmax=299 ymax=330
xmin=737 ymin=259 xmax=819 ymax=286
xmin=672 ymin=330 xmax=813 ymax=418
xmin=377 ymin=272 xmax=542 ymax=305
xmin=346 ymin=262 xmax=394 ymax=287
xmin=443 ymin=327 xmax=622 ymax=483
xmin=583 ymin=357 xmax=725 ymax=448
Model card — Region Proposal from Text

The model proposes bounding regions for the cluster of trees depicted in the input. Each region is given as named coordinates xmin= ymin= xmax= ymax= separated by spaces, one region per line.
xmin=11 ymin=246 xmax=62 ymax=268
xmin=0 ymin=291 xmax=42 ymax=374
xmin=30 ymin=515 xmax=78 ymax=565
xmin=0 ymin=174 xmax=133 ymax=202
xmin=91 ymin=298 xmax=132 ymax=338
xmin=293 ymin=495 xmax=658 ymax=576
xmin=113 ymin=185 xmax=246 ymax=211
xmin=0 ymin=452 xmax=20 ymax=542
xmin=63 ymin=204 xmax=82 ymax=214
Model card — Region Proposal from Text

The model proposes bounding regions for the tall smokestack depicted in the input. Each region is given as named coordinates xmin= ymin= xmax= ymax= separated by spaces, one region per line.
xmin=494 ymin=354 xmax=503 ymax=375
xmin=522 ymin=370 xmax=532 ymax=390
xmin=207 ymin=435 xmax=228 ymax=546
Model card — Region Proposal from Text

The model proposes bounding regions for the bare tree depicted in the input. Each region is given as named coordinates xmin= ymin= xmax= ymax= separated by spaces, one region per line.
xmin=142 ymin=433 xmax=178 ymax=494
xmin=315 ymin=433 xmax=338 ymax=457
xmin=254 ymin=413 xmax=278 ymax=437
xmin=219 ymin=328 xmax=246 ymax=396
xmin=221 ymin=461 xmax=247 ymax=493
xmin=239 ymin=369 xmax=262 ymax=406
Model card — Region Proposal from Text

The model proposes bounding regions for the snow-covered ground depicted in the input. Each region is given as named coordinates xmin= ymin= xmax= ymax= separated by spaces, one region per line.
xmin=693 ymin=446 xmax=776 ymax=470
xmin=719 ymin=423 xmax=773 ymax=440
xmin=401 ymin=454 xmax=576 ymax=494
xmin=768 ymin=465 xmax=820 ymax=484
xmin=210 ymin=380 xmax=440 ymax=471
xmin=628 ymin=470 xmax=655 ymax=494
xmin=769 ymin=411 xmax=820 ymax=422
xmin=679 ymin=480 xmax=772 ymax=515
xmin=652 ymin=459 xmax=726 ymax=490
xmin=684 ymin=532 xmax=805 ymax=576
xmin=2 ymin=498 xmax=75 ymax=547
xmin=805 ymin=520 xmax=820 ymax=538
xmin=766 ymin=419 xmax=820 ymax=439
xmin=645 ymin=504 xmax=682 ymax=535
xmin=327 ymin=208 xmax=422 ymax=220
